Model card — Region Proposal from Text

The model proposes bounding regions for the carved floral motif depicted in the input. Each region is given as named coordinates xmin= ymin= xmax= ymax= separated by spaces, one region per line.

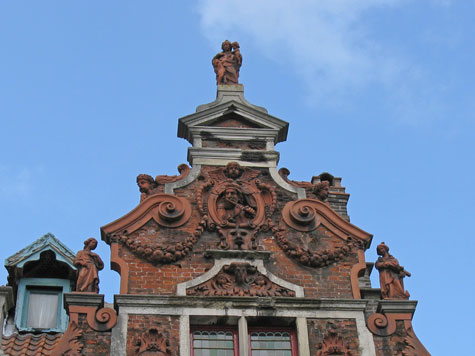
xmin=51 ymin=321 xmax=83 ymax=356
xmin=187 ymin=262 xmax=295 ymax=297
xmin=133 ymin=328 xmax=171 ymax=356
xmin=117 ymin=218 xmax=204 ymax=265
xmin=316 ymin=322 xmax=352 ymax=356
xmin=198 ymin=162 xmax=276 ymax=250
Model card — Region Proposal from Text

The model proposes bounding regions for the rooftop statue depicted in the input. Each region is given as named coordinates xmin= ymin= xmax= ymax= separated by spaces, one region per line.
xmin=74 ymin=237 xmax=104 ymax=293
xmin=375 ymin=242 xmax=411 ymax=300
xmin=212 ymin=40 xmax=242 ymax=85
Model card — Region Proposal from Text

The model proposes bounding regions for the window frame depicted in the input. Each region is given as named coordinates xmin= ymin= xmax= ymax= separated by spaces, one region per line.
xmin=15 ymin=277 xmax=72 ymax=332
xmin=248 ymin=327 xmax=298 ymax=356
xmin=190 ymin=325 xmax=239 ymax=356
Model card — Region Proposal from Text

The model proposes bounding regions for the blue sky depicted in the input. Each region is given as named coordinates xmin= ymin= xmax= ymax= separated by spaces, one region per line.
xmin=1 ymin=1 xmax=473 ymax=354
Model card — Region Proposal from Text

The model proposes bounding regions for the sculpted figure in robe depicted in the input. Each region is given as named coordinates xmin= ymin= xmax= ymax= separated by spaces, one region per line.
xmin=212 ymin=40 xmax=242 ymax=85
xmin=375 ymin=242 xmax=411 ymax=300
xmin=74 ymin=237 xmax=104 ymax=293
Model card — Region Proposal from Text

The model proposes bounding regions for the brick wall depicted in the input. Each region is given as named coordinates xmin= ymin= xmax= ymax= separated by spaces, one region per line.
xmin=78 ymin=314 xmax=112 ymax=356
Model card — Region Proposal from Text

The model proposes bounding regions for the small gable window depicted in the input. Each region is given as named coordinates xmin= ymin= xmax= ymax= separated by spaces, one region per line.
xmin=16 ymin=278 xmax=71 ymax=332
xmin=25 ymin=287 xmax=61 ymax=329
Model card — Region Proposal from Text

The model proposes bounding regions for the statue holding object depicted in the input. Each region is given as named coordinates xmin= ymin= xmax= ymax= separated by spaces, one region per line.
xmin=375 ymin=242 xmax=411 ymax=300
xmin=212 ymin=40 xmax=242 ymax=85
xmin=74 ymin=238 xmax=104 ymax=293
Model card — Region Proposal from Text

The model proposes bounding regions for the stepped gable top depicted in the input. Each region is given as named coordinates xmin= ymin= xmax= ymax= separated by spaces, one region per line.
xmin=5 ymin=232 xmax=76 ymax=269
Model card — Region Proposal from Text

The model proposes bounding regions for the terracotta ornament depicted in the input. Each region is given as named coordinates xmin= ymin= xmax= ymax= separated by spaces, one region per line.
xmin=74 ymin=238 xmax=104 ymax=293
xmin=198 ymin=162 xmax=276 ymax=250
xmin=375 ymin=242 xmax=411 ymax=300
xmin=133 ymin=328 xmax=171 ymax=356
xmin=313 ymin=181 xmax=330 ymax=201
xmin=187 ymin=262 xmax=295 ymax=297
xmin=212 ymin=40 xmax=242 ymax=85
xmin=68 ymin=303 xmax=117 ymax=332
xmin=367 ymin=314 xmax=430 ymax=355
xmin=316 ymin=322 xmax=352 ymax=356
xmin=50 ymin=321 xmax=83 ymax=356
xmin=137 ymin=174 xmax=157 ymax=202
xmin=137 ymin=164 xmax=190 ymax=202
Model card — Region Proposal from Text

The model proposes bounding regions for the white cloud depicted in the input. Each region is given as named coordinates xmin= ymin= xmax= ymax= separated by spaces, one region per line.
xmin=197 ymin=0 xmax=408 ymax=105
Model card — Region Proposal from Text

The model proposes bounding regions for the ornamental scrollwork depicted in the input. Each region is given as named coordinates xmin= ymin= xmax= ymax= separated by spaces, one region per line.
xmin=115 ymin=194 xmax=201 ymax=265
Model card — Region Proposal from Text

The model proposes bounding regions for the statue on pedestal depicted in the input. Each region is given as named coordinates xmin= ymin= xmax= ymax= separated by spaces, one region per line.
xmin=74 ymin=238 xmax=104 ymax=293
xmin=375 ymin=242 xmax=411 ymax=300
xmin=212 ymin=40 xmax=242 ymax=85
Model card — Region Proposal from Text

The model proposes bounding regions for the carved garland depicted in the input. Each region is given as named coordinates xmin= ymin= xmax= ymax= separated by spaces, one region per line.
xmin=112 ymin=194 xmax=204 ymax=265
xmin=271 ymin=223 xmax=363 ymax=268
xmin=117 ymin=218 xmax=206 ymax=265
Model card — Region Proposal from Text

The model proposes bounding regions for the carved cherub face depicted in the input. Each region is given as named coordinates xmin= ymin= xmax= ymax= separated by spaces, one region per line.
xmin=225 ymin=162 xmax=242 ymax=179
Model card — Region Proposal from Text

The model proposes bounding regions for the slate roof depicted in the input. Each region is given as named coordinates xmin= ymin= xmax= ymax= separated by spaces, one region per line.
xmin=1 ymin=332 xmax=62 ymax=356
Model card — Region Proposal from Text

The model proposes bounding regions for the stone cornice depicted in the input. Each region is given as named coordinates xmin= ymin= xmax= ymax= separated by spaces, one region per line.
xmin=114 ymin=295 xmax=368 ymax=313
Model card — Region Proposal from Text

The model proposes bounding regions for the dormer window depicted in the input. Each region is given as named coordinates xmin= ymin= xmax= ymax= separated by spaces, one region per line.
xmin=5 ymin=234 xmax=77 ymax=333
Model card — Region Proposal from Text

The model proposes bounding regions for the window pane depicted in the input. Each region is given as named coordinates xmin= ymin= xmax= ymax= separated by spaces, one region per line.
xmin=250 ymin=331 xmax=294 ymax=356
xmin=26 ymin=292 xmax=58 ymax=328
xmin=193 ymin=330 xmax=235 ymax=356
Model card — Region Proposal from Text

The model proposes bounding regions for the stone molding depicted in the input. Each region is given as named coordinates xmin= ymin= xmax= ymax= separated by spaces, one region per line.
xmin=114 ymin=295 xmax=368 ymax=312
xmin=176 ymin=257 xmax=304 ymax=297
xmin=196 ymin=85 xmax=268 ymax=113
xmin=377 ymin=300 xmax=418 ymax=315
xmin=269 ymin=167 xmax=306 ymax=199
xmin=164 ymin=164 xmax=202 ymax=194
xmin=204 ymin=249 xmax=271 ymax=260
xmin=187 ymin=147 xmax=280 ymax=167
